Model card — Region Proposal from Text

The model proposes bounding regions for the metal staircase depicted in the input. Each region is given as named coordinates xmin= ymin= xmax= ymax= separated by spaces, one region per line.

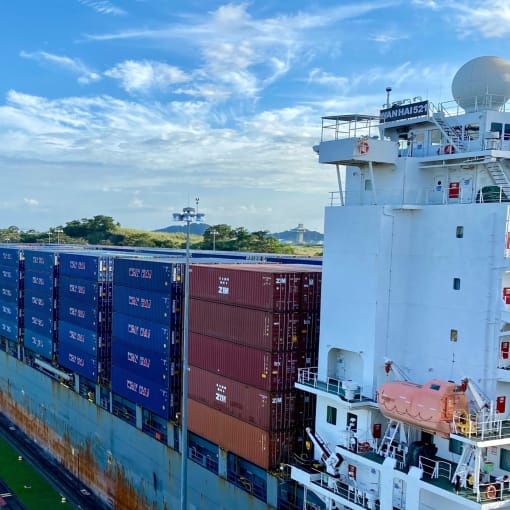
xmin=451 ymin=444 xmax=477 ymax=488
xmin=377 ymin=420 xmax=406 ymax=456
xmin=432 ymin=113 xmax=466 ymax=152
xmin=485 ymin=159 xmax=510 ymax=200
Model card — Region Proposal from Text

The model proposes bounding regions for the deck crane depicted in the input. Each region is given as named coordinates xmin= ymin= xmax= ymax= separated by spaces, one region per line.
xmin=305 ymin=427 xmax=343 ymax=478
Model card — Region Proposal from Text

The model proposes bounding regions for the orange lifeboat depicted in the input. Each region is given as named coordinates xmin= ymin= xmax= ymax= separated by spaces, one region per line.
xmin=377 ymin=379 xmax=469 ymax=438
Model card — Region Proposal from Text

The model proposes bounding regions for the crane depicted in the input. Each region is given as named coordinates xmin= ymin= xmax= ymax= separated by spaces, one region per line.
xmin=305 ymin=427 xmax=343 ymax=478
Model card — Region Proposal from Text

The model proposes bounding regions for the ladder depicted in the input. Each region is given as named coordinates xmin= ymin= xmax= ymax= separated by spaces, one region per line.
xmin=432 ymin=113 xmax=466 ymax=152
xmin=377 ymin=420 xmax=404 ymax=457
xmin=452 ymin=444 xmax=477 ymax=488
xmin=485 ymin=160 xmax=510 ymax=200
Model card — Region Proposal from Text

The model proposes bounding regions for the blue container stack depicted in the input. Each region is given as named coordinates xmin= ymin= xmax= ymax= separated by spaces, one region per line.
xmin=0 ymin=247 xmax=24 ymax=343
xmin=23 ymin=249 xmax=58 ymax=359
xmin=57 ymin=252 xmax=113 ymax=383
xmin=111 ymin=257 xmax=183 ymax=420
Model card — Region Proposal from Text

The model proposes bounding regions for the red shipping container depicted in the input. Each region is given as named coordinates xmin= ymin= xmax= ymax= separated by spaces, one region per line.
xmin=189 ymin=332 xmax=303 ymax=392
xmin=188 ymin=398 xmax=295 ymax=469
xmin=188 ymin=365 xmax=297 ymax=431
xmin=300 ymin=272 xmax=322 ymax=312
xmin=190 ymin=264 xmax=308 ymax=311
xmin=189 ymin=298 xmax=303 ymax=352
xmin=300 ymin=312 xmax=320 ymax=355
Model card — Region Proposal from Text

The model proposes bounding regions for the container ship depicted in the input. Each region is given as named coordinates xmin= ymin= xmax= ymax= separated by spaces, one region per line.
xmin=290 ymin=55 xmax=510 ymax=509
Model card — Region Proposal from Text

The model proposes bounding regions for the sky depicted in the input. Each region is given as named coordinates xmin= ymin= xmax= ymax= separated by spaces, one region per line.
xmin=1 ymin=1 xmax=510 ymax=234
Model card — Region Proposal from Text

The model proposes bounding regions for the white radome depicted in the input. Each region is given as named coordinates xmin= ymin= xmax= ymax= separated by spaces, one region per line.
xmin=452 ymin=56 xmax=510 ymax=111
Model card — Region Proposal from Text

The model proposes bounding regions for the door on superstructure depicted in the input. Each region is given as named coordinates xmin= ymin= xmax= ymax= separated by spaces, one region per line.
xmin=431 ymin=174 xmax=447 ymax=204
xmin=460 ymin=176 xmax=474 ymax=203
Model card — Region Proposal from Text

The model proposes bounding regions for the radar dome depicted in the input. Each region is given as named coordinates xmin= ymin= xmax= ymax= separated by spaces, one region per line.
xmin=451 ymin=56 xmax=510 ymax=112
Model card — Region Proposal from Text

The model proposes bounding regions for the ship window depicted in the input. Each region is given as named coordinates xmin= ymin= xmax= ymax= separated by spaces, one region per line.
xmin=430 ymin=128 xmax=441 ymax=145
xmin=364 ymin=179 xmax=372 ymax=191
xmin=500 ymin=449 xmax=510 ymax=471
xmin=430 ymin=383 xmax=441 ymax=390
xmin=456 ymin=226 xmax=464 ymax=238
xmin=491 ymin=122 xmax=503 ymax=137
xmin=505 ymin=124 xmax=510 ymax=141
xmin=450 ymin=329 xmax=458 ymax=342
xmin=449 ymin=438 xmax=463 ymax=455
xmin=327 ymin=406 xmax=337 ymax=425
xmin=453 ymin=278 xmax=461 ymax=290
xmin=465 ymin=123 xmax=479 ymax=141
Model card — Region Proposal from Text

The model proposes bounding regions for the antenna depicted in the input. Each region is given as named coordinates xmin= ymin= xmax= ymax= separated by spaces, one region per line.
xmin=385 ymin=87 xmax=392 ymax=108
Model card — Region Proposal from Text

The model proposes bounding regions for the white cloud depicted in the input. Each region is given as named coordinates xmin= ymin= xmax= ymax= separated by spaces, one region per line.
xmin=20 ymin=51 xmax=101 ymax=84
xmin=24 ymin=198 xmax=39 ymax=206
xmin=78 ymin=0 xmax=125 ymax=16
xmin=452 ymin=0 xmax=510 ymax=37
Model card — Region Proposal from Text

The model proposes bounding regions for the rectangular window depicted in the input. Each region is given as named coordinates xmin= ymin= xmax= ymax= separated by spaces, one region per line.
xmin=364 ymin=179 xmax=372 ymax=191
xmin=465 ymin=123 xmax=480 ymax=140
xmin=449 ymin=438 xmax=463 ymax=455
xmin=327 ymin=406 xmax=337 ymax=425
xmin=500 ymin=449 xmax=510 ymax=470
xmin=430 ymin=128 xmax=441 ymax=145
xmin=451 ymin=329 xmax=458 ymax=342
xmin=453 ymin=278 xmax=461 ymax=290
xmin=491 ymin=122 xmax=503 ymax=137
xmin=505 ymin=124 xmax=510 ymax=141
xmin=456 ymin=226 xmax=464 ymax=238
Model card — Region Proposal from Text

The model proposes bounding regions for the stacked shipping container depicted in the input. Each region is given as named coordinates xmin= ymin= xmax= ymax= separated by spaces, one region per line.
xmin=57 ymin=252 xmax=113 ymax=382
xmin=0 ymin=247 xmax=23 ymax=344
xmin=187 ymin=263 xmax=321 ymax=470
xmin=23 ymin=249 xmax=58 ymax=360
xmin=111 ymin=258 xmax=183 ymax=420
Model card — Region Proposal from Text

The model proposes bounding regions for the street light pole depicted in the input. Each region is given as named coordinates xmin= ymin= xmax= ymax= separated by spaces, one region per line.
xmin=55 ymin=228 xmax=63 ymax=244
xmin=173 ymin=205 xmax=204 ymax=510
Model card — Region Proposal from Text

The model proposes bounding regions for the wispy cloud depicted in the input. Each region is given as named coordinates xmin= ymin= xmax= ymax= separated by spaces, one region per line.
xmin=24 ymin=198 xmax=39 ymax=206
xmin=20 ymin=51 xmax=101 ymax=84
xmin=78 ymin=0 xmax=126 ymax=16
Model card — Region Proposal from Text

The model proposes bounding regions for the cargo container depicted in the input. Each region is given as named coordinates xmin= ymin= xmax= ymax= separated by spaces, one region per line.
xmin=0 ymin=264 xmax=21 ymax=286
xmin=0 ymin=318 xmax=19 ymax=342
xmin=59 ymin=296 xmax=103 ymax=330
xmin=189 ymin=264 xmax=305 ymax=311
xmin=23 ymin=249 xmax=58 ymax=274
xmin=188 ymin=399 xmax=296 ymax=470
xmin=113 ymin=285 xmax=179 ymax=325
xmin=111 ymin=365 xmax=177 ymax=419
xmin=0 ymin=299 xmax=20 ymax=323
xmin=112 ymin=339 xmax=179 ymax=385
xmin=188 ymin=365 xmax=298 ymax=431
xmin=23 ymin=307 xmax=54 ymax=337
xmin=58 ymin=320 xmax=99 ymax=355
xmin=0 ymin=247 xmax=22 ymax=267
xmin=300 ymin=272 xmax=322 ymax=312
xmin=0 ymin=283 xmax=21 ymax=303
xmin=112 ymin=312 xmax=179 ymax=355
xmin=300 ymin=312 xmax=320 ymax=354
xmin=57 ymin=340 xmax=98 ymax=381
xmin=113 ymin=258 xmax=183 ymax=293
xmin=59 ymin=275 xmax=111 ymax=304
xmin=189 ymin=299 xmax=302 ymax=352
xmin=59 ymin=252 xmax=112 ymax=281
xmin=189 ymin=333 xmax=303 ymax=392
xmin=24 ymin=288 xmax=56 ymax=315
xmin=24 ymin=270 xmax=56 ymax=294
xmin=24 ymin=328 xmax=54 ymax=359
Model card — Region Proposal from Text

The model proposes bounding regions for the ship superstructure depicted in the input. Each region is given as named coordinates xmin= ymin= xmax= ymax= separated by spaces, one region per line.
xmin=291 ymin=56 xmax=510 ymax=509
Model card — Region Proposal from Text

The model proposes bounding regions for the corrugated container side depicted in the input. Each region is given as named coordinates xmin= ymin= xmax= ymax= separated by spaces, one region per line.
xmin=300 ymin=312 xmax=320 ymax=355
xmin=24 ymin=289 xmax=56 ymax=315
xmin=300 ymin=271 xmax=322 ymax=312
xmin=58 ymin=320 xmax=98 ymax=355
xmin=0 ymin=283 xmax=21 ymax=303
xmin=0 ymin=247 xmax=22 ymax=267
xmin=111 ymin=366 xmax=177 ymax=419
xmin=189 ymin=299 xmax=303 ymax=352
xmin=24 ymin=270 xmax=56 ymax=294
xmin=59 ymin=252 xmax=111 ymax=281
xmin=23 ymin=306 xmax=54 ymax=337
xmin=59 ymin=275 xmax=110 ymax=304
xmin=24 ymin=329 xmax=54 ymax=359
xmin=111 ymin=339 xmax=179 ymax=385
xmin=112 ymin=312 xmax=179 ymax=356
xmin=57 ymin=340 xmax=97 ymax=381
xmin=188 ymin=365 xmax=297 ymax=431
xmin=189 ymin=264 xmax=302 ymax=311
xmin=0 ymin=300 xmax=21 ymax=323
xmin=23 ymin=250 xmax=58 ymax=273
xmin=58 ymin=297 xmax=102 ymax=330
xmin=0 ymin=319 xmax=19 ymax=342
xmin=113 ymin=258 xmax=183 ymax=293
xmin=188 ymin=399 xmax=296 ymax=470
xmin=0 ymin=265 xmax=21 ymax=286
xmin=189 ymin=333 xmax=302 ymax=392
xmin=113 ymin=285 xmax=178 ymax=325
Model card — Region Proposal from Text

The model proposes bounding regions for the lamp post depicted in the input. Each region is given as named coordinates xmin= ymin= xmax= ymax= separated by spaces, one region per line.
xmin=173 ymin=205 xmax=204 ymax=510
xmin=210 ymin=229 xmax=218 ymax=251
xmin=55 ymin=227 xmax=63 ymax=244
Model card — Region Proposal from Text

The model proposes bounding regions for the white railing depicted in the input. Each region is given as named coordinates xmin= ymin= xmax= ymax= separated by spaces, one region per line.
xmin=452 ymin=409 xmax=510 ymax=440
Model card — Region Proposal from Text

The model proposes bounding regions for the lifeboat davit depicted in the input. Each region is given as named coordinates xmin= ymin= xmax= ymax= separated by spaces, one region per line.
xmin=377 ymin=379 xmax=469 ymax=438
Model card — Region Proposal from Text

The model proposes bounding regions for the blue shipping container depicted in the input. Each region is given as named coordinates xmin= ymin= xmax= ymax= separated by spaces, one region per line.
xmin=59 ymin=275 xmax=110 ymax=304
xmin=0 ymin=265 xmax=20 ymax=286
xmin=59 ymin=297 xmax=102 ymax=330
xmin=59 ymin=252 xmax=112 ymax=281
xmin=0 ymin=319 xmax=19 ymax=342
xmin=24 ymin=308 xmax=54 ymax=337
xmin=113 ymin=285 xmax=177 ymax=324
xmin=111 ymin=366 xmax=175 ymax=419
xmin=0 ymin=283 xmax=21 ymax=303
xmin=112 ymin=312 xmax=178 ymax=355
xmin=58 ymin=320 xmax=98 ymax=355
xmin=0 ymin=247 xmax=22 ymax=267
xmin=57 ymin=340 xmax=97 ymax=381
xmin=24 ymin=289 xmax=55 ymax=315
xmin=113 ymin=258 xmax=183 ymax=293
xmin=111 ymin=339 xmax=178 ymax=384
xmin=23 ymin=249 xmax=58 ymax=274
xmin=0 ymin=300 xmax=19 ymax=323
xmin=24 ymin=270 xmax=55 ymax=294
xmin=24 ymin=329 xmax=54 ymax=359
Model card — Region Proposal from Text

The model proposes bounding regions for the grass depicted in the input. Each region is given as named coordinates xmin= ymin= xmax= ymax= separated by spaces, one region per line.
xmin=0 ymin=436 xmax=74 ymax=509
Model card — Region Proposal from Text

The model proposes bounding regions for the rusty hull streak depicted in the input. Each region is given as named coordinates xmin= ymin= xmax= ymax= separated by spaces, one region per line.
xmin=0 ymin=376 xmax=157 ymax=510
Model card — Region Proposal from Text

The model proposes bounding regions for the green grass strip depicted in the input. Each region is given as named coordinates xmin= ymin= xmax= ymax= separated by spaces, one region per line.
xmin=0 ymin=435 xmax=74 ymax=509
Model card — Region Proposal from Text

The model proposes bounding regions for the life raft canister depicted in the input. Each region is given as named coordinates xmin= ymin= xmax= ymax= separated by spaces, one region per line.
xmin=358 ymin=139 xmax=369 ymax=154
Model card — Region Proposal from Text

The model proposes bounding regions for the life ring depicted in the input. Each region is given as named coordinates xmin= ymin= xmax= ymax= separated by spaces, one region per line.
xmin=358 ymin=441 xmax=371 ymax=453
xmin=486 ymin=484 xmax=497 ymax=499
xmin=444 ymin=145 xmax=455 ymax=154
xmin=358 ymin=139 xmax=369 ymax=155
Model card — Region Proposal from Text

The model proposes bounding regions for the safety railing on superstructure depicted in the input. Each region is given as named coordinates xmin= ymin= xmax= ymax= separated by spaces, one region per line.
xmin=452 ymin=409 xmax=510 ymax=441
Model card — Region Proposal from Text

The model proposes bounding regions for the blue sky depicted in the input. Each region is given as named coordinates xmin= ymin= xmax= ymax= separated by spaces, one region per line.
xmin=0 ymin=0 xmax=509 ymax=233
